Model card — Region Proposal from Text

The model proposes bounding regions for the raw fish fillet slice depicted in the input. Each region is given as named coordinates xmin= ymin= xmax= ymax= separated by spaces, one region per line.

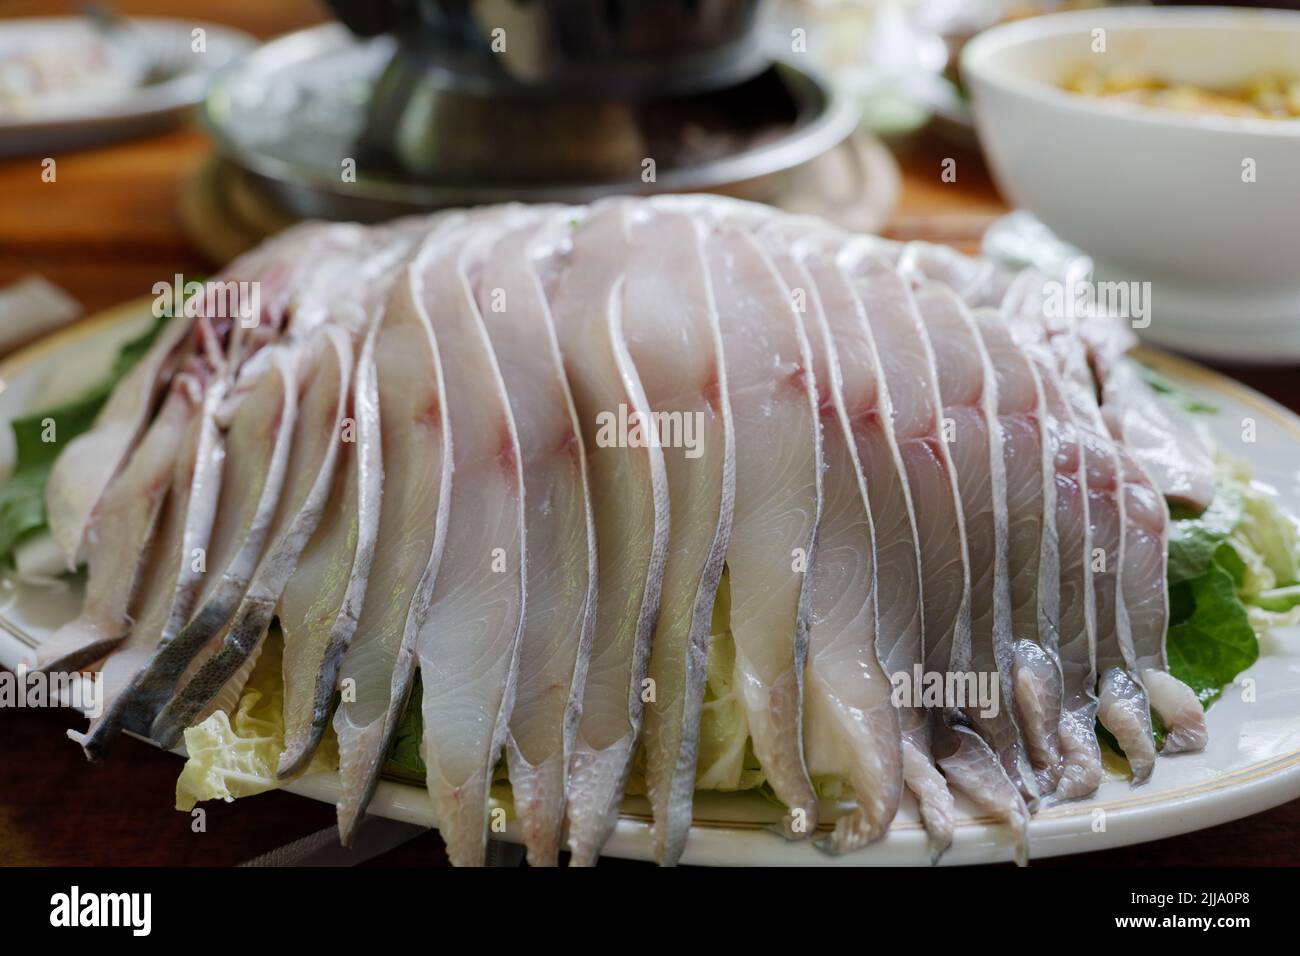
xmin=798 ymin=314 xmax=902 ymax=853
xmin=45 ymin=311 xmax=193 ymax=568
xmin=1143 ymin=669 xmax=1209 ymax=753
xmin=895 ymin=240 xmax=1014 ymax=313
xmin=149 ymin=328 xmax=353 ymax=747
xmin=1085 ymin=321 xmax=1215 ymax=513
xmin=333 ymin=225 xmax=458 ymax=844
xmin=765 ymin=228 xmax=955 ymax=854
xmin=473 ymin=217 xmax=598 ymax=866
xmin=278 ymin=426 xmax=362 ymax=777
xmin=413 ymin=219 xmax=529 ymax=869
xmin=623 ymin=205 xmax=735 ymax=866
xmin=1003 ymin=282 xmax=1103 ymax=799
xmin=110 ymin=348 xmax=297 ymax=739
xmin=276 ymin=220 xmax=430 ymax=340
xmin=1117 ymin=449 xmax=1207 ymax=752
xmin=549 ymin=205 xmax=669 ymax=867
xmin=1057 ymin=340 xmax=1156 ymax=784
xmin=704 ymin=225 xmax=820 ymax=836
xmin=973 ymin=307 xmax=1065 ymax=794
xmin=936 ymin=723 xmax=1032 ymax=867
xmin=70 ymin=395 xmax=206 ymax=753
xmin=843 ymin=251 xmax=1030 ymax=854
xmin=34 ymin=377 xmax=200 ymax=671
xmin=278 ymin=244 xmax=412 ymax=777
xmin=74 ymin=367 xmax=228 ymax=757
xmin=789 ymin=244 xmax=936 ymax=845
xmin=912 ymin=284 xmax=1039 ymax=807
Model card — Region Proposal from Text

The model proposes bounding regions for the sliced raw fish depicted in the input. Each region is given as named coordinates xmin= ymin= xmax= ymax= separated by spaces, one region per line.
xmin=1116 ymin=448 xmax=1208 ymax=752
xmin=149 ymin=328 xmax=353 ymax=748
xmin=896 ymin=240 xmax=1014 ymax=313
xmin=400 ymin=221 xmax=533 ymax=868
xmin=45 ymin=311 xmax=193 ymax=568
xmin=277 ymin=421 xmax=364 ymax=778
xmin=113 ymin=346 xmax=298 ymax=739
xmin=1094 ymin=356 xmax=1215 ymax=514
xmin=34 ymin=377 xmax=200 ymax=671
xmin=704 ymin=224 xmax=820 ymax=837
xmin=277 ymin=242 xmax=412 ymax=777
xmin=1002 ymin=300 xmax=1103 ymax=801
xmin=972 ymin=307 xmax=1065 ymax=794
xmin=1056 ymin=336 xmax=1157 ymax=783
xmin=72 ymin=367 xmax=229 ymax=757
xmin=67 ymin=396 xmax=212 ymax=756
xmin=332 ymin=226 xmax=458 ymax=844
xmin=472 ymin=217 xmax=599 ymax=866
xmin=412 ymin=218 xmax=528 ymax=868
xmin=790 ymin=250 xmax=904 ymax=852
xmin=623 ymin=204 xmax=735 ymax=866
xmin=912 ymin=283 xmax=1039 ymax=806
xmin=844 ymin=250 xmax=1031 ymax=855
xmin=766 ymin=227 xmax=957 ymax=855
xmin=548 ymin=204 xmax=670 ymax=867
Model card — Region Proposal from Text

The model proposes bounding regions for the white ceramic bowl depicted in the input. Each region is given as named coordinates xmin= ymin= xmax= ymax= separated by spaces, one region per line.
xmin=962 ymin=7 xmax=1300 ymax=358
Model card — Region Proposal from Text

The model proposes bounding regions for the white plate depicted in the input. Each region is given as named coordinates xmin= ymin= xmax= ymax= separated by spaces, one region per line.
xmin=3 ymin=301 xmax=1299 ymax=866
xmin=0 ymin=17 xmax=255 ymax=157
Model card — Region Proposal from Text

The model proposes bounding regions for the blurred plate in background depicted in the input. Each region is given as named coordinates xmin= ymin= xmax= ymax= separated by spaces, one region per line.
xmin=0 ymin=16 xmax=255 ymax=158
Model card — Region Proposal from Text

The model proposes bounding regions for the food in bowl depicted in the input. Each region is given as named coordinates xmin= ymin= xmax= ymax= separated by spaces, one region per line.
xmin=960 ymin=7 xmax=1300 ymax=354
xmin=1063 ymin=69 xmax=1300 ymax=120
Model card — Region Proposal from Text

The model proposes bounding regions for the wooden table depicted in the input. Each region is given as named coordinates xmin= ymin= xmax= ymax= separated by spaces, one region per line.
xmin=1 ymin=0 xmax=1296 ymax=868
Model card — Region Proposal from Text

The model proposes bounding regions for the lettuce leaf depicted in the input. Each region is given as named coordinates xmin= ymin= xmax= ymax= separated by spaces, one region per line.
xmin=1136 ymin=364 xmax=1220 ymax=415
xmin=385 ymin=673 xmax=426 ymax=781
xmin=176 ymin=630 xmax=338 ymax=810
xmin=693 ymin=567 xmax=766 ymax=792
xmin=1165 ymin=463 xmax=1300 ymax=706
xmin=1166 ymin=549 xmax=1259 ymax=706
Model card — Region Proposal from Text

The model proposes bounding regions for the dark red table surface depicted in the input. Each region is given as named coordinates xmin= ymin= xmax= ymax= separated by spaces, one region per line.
xmin=0 ymin=0 xmax=1296 ymax=867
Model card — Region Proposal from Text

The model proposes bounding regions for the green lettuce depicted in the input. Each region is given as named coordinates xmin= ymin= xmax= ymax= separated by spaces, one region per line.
xmin=1165 ymin=461 xmax=1300 ymax=706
